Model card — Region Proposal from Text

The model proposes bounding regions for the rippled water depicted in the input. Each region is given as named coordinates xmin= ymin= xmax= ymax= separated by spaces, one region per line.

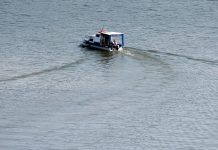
xmin=0 ymin=0 xmax=218 ymax=149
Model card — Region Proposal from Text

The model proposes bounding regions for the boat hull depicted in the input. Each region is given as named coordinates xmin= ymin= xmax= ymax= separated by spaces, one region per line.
xmin=81 ymin=40 xmax=123 ymax=51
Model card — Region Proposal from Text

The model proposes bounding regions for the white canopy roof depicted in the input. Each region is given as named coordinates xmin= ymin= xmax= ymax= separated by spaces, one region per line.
xmin=101 ymin=32 xmax=123 ymax=35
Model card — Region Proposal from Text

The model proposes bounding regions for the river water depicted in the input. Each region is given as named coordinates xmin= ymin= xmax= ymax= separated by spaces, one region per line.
xmin=0 ymin=0 xmax=218 ymax=149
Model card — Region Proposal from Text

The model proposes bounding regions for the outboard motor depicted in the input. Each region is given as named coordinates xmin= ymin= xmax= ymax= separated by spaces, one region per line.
xmin=115 ymin=45 xmax=119 ymax=50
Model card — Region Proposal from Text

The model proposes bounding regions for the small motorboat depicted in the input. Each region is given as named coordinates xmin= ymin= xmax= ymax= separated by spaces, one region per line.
xmin=81 ymin=29 xmax=124 ymax=51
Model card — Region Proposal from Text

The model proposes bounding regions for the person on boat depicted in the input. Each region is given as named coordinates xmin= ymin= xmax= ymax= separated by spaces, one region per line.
xmin=112 ymin=39 xmax=117 ymax=46
xmin=111 ymin=39 xmax=119 ymax=50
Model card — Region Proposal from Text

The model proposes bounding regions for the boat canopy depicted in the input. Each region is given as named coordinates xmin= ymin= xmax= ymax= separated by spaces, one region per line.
xmin=100 ymin=32 xmax=123 ymax=36
xmin=100 ymin=32 xmax=124 ymax=47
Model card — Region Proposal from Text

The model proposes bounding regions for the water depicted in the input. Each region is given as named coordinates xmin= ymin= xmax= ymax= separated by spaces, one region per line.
xmin=0 ymin=0 xmax=218 ymax=149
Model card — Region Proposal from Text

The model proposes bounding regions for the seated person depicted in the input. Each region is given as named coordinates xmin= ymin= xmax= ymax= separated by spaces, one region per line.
xmin=112 ymin=39 xmax=117 ymax=46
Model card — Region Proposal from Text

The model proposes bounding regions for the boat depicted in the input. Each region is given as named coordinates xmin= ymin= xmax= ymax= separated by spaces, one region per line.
xmin=81 ymin=29 xmax=124 ymax=51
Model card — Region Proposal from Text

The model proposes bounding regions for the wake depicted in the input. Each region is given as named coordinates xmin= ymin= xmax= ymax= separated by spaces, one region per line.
xmin=124 ymin=47 xmax=218 ymax=65
xmin=0 ymin=59 xmax=84 ymax=82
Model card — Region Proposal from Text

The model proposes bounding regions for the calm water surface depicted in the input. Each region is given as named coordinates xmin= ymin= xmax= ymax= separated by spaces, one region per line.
xmin=0 ymin=0 xmax=218 ymax=149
